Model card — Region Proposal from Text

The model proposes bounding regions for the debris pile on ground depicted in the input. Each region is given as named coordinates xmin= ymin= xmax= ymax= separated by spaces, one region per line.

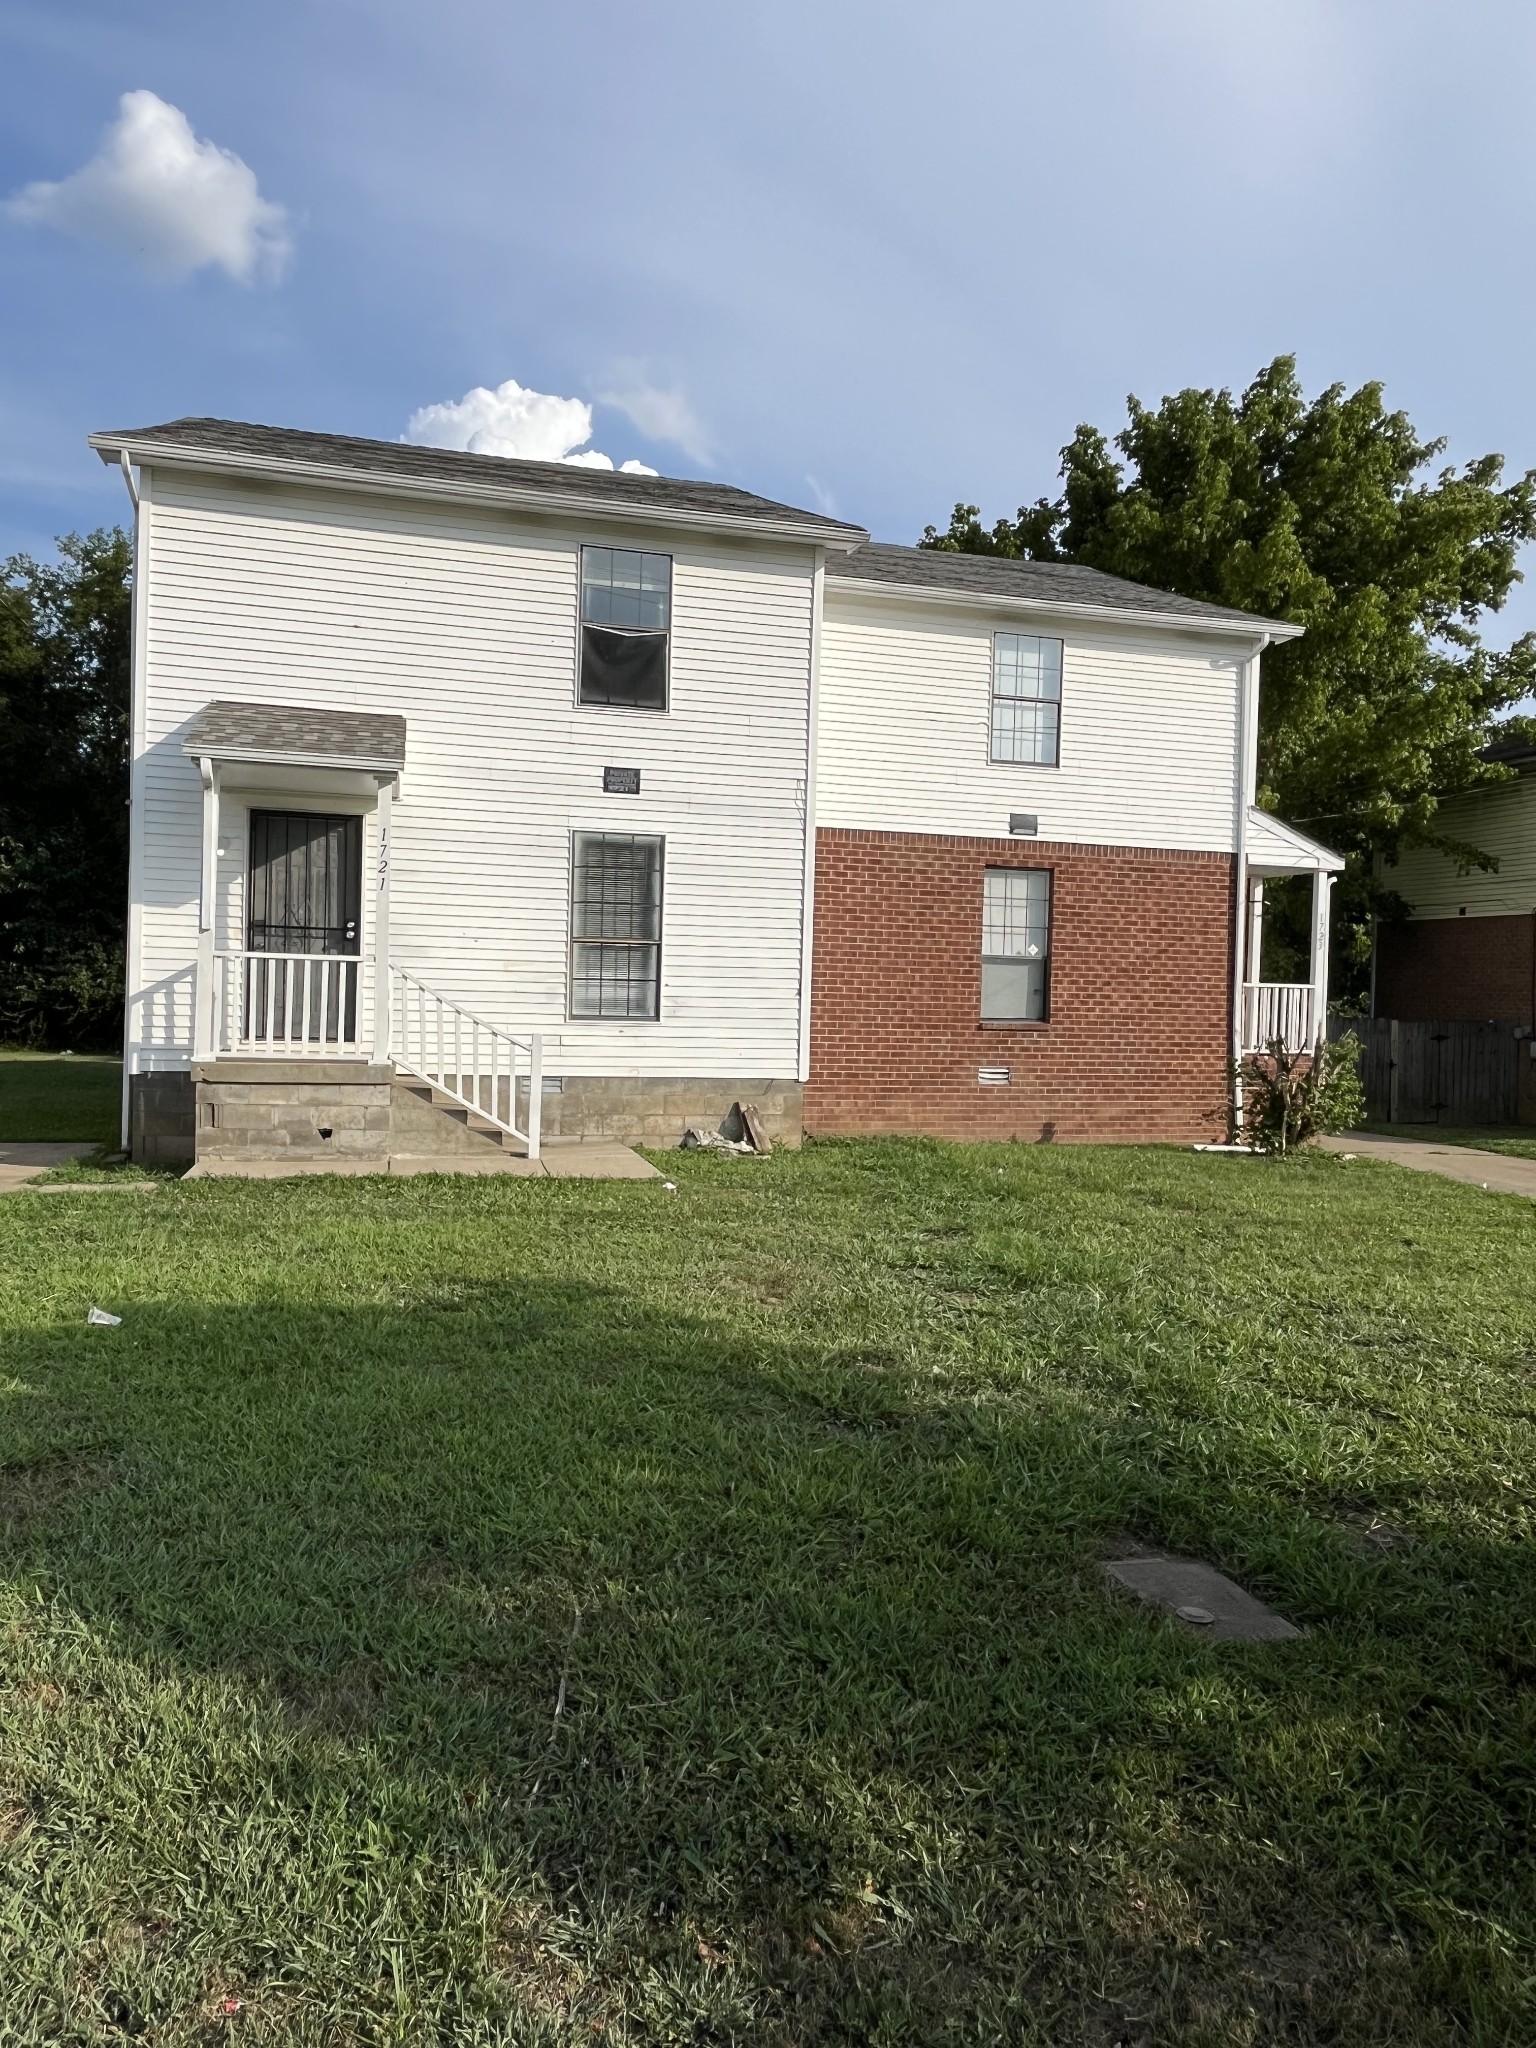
xmin=681 ymin=1101 xmax=773 ymax=1157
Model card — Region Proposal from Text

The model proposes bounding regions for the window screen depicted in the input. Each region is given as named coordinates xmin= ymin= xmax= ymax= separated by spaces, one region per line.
xmin=579 ymin=547 xmax=671 ymax=709
xmin=981 ymin=868 xmax=1051 ymax=1021
xmin=570 ymin=833 xmax=663 ymax=1018
xmin=991 ymin=633 xmax=1062 ymax=765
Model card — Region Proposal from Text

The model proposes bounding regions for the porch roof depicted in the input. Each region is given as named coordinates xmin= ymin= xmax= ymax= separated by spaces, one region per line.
xmin=183 ymin=700 xmax=407 ymax=775
xmin=1246 ymin=805 xmax=1345 ymax=876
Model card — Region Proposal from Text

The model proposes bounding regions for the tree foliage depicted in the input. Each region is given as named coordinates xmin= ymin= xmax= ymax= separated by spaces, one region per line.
xmin=921 ymin=358 xmax=1536 ymax=990
xmin=0 ymin=530 xmax=132 ymax=1047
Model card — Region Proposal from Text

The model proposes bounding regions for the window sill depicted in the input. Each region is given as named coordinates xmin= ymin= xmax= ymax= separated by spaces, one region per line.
xmin=978 ymin=1019 xmax=1051 ymax=1034
xmin=576 ymin=702 xmax=671 ymax=716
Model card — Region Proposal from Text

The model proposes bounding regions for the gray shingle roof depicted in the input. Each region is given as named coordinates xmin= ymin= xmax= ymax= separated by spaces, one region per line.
xmin=826 ymin=541 xmax=1295 ymax=634
xmin=183 ymin=701 xmax=407 ymax=770
xmin=93 ymin=416 xmax=868 ymax=545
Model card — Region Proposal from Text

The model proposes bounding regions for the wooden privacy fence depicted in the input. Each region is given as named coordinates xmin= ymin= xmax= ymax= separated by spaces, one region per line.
xmin=1328 ymin=1017 xmax=1527 ymax=1124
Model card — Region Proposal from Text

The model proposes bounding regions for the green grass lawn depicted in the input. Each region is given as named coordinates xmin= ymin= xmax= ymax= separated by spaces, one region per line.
xmin=2 ymin=1142 xmax=1534 ymax=2045
xmin=1360 ymin=1120 xmax=1536 ymax=1162
xmin=0 ymin=1051 xmax=121 ymax=1146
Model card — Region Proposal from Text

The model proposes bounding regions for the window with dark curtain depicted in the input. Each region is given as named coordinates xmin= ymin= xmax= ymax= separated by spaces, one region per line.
xmin=569 ymin=832 xmax=663 ymax=1018
xmin=579 ymin=546 xmax=671 ymax=709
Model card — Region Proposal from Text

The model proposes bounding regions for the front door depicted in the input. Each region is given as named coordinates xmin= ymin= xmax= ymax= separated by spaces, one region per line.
xmin=246 ymin=810 xmax=363 ymax=1043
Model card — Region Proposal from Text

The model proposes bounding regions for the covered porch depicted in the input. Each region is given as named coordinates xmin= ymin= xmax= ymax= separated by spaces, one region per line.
xmin=183 ymin=700 xmax=544 ymax=1158
xmin=1239 ymin=807 xmax=1347 ymax=1054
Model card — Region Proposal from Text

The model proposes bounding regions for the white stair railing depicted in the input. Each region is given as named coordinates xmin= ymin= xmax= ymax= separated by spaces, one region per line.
xmin=389 ymin=966 xmax=542 ymax=1158
xmin=1241 ymin=981 xmax=1317 ymax=1055
xmin=208 ymin=950 xmax=368 ymax=1057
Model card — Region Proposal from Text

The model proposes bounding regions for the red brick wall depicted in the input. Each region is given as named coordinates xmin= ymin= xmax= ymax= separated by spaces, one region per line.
xmin=1375 ymin=913 xmax=1535 ymax=1025
xmin=806 ymin=829 xmax=1235 ymax=1143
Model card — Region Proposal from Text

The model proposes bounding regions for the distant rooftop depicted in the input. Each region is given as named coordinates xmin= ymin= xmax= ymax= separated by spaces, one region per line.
xmin=91 ymin=416 xmax=868 ymax=549
xmin=826 ymin=541 xmax=1297 ymax=635
xmin=1480 ymin=733 xmax=1536 ymax=769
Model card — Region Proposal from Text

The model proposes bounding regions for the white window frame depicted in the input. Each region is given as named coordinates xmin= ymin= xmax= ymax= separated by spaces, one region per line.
xmin=981 ymin=867 xmax=1052 ymax=1022
xmin=568 ymin=831 xmax=665 ymax=1021
xmin=989 ymin=631 xmax=1063 ymax=766
xmin=576 ymin=545 xmax=673 ymax=713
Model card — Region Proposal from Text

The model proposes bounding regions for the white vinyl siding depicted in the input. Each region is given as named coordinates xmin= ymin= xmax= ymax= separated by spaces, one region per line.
xmin=817 ymin=588 xmax=1247 ymax=851
xmin=1382 ymin=775 xmax=1536 ymax=919
xmin=127 ymin=467 xmax=816 ymax=1078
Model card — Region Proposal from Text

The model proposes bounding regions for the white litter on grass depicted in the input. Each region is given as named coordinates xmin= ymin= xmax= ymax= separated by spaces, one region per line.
xmin=86 ymin=1306 xmax=121 ymax=1326
xmin=662 ymin=1181 xmax=677 ymax=1193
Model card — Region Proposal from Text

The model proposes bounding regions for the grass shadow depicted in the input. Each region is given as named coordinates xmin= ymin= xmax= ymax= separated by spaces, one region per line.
xmin=0 ymin=1151 xmax=1532 ymax=2042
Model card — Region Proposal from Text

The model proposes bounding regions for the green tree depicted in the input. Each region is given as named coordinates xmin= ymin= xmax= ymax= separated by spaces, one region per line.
xmin=921 ymin=358 xmax=1536 ymax=994
xmin=0 ymin=530 xmax=132 ymax=1047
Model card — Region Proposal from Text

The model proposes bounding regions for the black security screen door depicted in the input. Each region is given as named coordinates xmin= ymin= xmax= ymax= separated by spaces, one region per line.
xmin=246 ymin=811 xmax=362 ymax=1042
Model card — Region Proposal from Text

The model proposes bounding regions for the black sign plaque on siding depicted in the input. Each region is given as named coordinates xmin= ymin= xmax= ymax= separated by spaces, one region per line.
xmin=603 ymin=766 xmax=641 ymax=795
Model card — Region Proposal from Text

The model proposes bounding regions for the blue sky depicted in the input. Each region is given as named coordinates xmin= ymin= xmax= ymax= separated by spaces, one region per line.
xmin=4 ymin=0 xmax=1536 ymax=639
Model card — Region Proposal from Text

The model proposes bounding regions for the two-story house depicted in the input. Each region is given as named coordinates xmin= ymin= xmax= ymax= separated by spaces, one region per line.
xmin=90 ymin=418 xmax=1342 ymax=1168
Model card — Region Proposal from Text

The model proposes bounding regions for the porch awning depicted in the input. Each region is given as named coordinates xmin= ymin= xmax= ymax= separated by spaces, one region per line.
xmin=1246 ymin=806 xmax=1344 ymax=877
xmin=182 ymin=701 xmax=406 ymax=775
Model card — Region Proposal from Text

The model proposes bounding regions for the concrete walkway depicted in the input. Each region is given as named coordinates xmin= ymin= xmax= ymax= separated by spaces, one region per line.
xmin=0 ymin=1141 xmax=98 ymax=1192
xmin=1319 ymin=1131 xmax=1536 ymax=1197
xmin=182 ymin=1140 xmax=660 ymax=1182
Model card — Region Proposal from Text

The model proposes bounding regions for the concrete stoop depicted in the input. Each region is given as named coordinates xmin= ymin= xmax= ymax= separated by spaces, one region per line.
xmin=141 ymin=1060 xmax=800 ymax=1171
xmin=192 ymin=1061 xmax=527 ymax=1170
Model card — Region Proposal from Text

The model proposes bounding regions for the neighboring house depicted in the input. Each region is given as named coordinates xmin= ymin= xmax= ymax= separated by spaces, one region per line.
xmin=1376 ymin=736 xmax=1536 ymax=1026
xmin=90 ymin=417 xmax=1342 ymax=1168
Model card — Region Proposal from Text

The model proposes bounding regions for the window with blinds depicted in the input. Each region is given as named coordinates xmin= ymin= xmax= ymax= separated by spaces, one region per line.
xmin=569 ymin=832 xmax=664 ymax=1018
xmin=981 ymin=868 xmax=1051 ymax=1021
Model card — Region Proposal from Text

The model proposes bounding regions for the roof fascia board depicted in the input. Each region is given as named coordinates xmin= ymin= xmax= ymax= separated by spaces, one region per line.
xmin=825 ymin=570 xmax=1303 ymax=644
xmin=91 ymin=433 xmax=867 ymax=552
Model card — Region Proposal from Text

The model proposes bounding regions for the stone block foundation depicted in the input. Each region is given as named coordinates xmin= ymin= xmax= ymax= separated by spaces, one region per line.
xmin=129 ymin=1063 xmax=805 ymax=1165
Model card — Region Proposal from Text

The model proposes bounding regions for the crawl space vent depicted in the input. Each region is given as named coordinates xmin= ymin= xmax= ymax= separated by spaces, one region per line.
xmin=977 ymin=1065 xmax=1012 ymax=1087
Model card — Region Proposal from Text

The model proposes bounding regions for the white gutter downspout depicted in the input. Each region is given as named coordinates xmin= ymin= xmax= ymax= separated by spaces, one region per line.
xmin=796 ymin=548 xmax=826 ymax=1091
xmin=114 ymin=453 xmax=142 ymax=1152
xmin=1231 ymin=634 xmax=1271 ymax=1135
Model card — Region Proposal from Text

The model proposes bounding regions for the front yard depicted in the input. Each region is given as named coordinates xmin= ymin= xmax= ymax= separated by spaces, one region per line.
xmin=2 ymin=1139 xmax=1533 ymax=2044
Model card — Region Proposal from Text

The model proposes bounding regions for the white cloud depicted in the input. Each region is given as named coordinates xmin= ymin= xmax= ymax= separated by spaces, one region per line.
xmin=404 ymin=376 xmax=658 ymax=474
xmin=6 ymin=90 xmax=291 ymax=282
xmin=598 ymin=379 xmax=712 ymax=464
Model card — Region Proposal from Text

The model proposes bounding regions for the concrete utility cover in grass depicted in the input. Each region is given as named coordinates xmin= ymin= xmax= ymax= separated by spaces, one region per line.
xmin=1105 ymin=1557 xmax=1301 ymax=1642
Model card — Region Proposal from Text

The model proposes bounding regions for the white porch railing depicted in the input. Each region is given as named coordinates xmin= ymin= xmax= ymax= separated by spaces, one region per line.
xmin=207 ymin=949 xmax=370 ymax=1057
xmin=1241 ymin=981 xmax=1319 ymax=1055
xmin=390 ymin=965 xmax=542 ymax=1158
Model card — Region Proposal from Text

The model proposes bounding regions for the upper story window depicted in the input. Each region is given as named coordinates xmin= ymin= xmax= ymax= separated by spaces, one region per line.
xmin=579 ymin=546 xmax=672 ymax=710
xmin=981 ymin=868 xmax=1051 ymax=1021
xmin=991 ymin=632 xmax=1062 ymax=766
